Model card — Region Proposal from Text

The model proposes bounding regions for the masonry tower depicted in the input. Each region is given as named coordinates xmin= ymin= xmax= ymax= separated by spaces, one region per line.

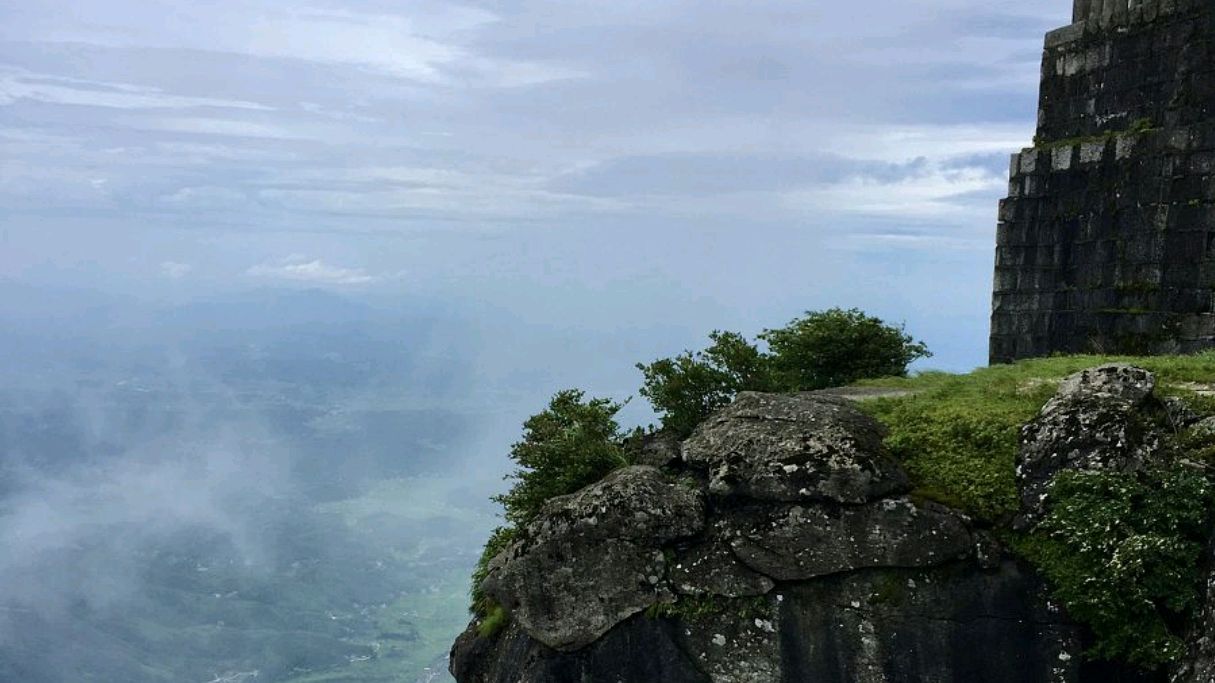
xmin=989 ymin=0 xmax=1215 ymax=363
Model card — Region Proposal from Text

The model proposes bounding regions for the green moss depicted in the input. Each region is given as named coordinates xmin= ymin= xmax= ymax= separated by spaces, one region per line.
xmin=476 ymin=603 xmax=510 ymax=639
xmin=1115 ymin=282 xmax=1161 ymax=295
xmin=1032 ymin=118 xmax=1157 ymax=148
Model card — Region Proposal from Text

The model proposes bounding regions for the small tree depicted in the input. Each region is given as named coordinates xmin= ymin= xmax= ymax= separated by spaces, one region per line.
xmin=760 ymin=308 xmax=930 ymax=391
xmin=492 ymin=389 xmax=630 ymax=526
xmin=637 ymin=331 xmax=771 ymax=436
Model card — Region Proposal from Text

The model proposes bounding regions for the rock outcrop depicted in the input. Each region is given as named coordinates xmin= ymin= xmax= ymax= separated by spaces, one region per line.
xmin=452 ymin=383 xmax=1180 ymax=682
xmin=1016 ymin=364 xmax=1163 ymax=522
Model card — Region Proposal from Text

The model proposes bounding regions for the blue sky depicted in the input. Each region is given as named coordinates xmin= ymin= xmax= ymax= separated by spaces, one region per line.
xmin=0 ymin=0 xmax=1071 ymax=372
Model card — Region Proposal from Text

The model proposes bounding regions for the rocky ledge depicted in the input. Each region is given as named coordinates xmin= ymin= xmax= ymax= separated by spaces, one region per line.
xmin=452 ymin=366 xmax=1211 ymax=682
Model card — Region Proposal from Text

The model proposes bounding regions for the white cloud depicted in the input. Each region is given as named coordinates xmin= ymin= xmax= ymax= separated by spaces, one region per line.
xmin=159 ymin=261 xmax=192 ymax=279
xmin=0 ymin=67 xmax=272 ymax=111
xmin=142 ymin=117 xmax=305 ymax=140
xmin=246 ymin=255 xmax=379 ymax=285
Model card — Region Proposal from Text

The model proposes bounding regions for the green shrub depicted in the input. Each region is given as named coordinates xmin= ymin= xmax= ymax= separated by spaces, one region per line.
xmin=1015 ymin=467 xmax=1213 ymax=667
xmin=493 ymin=389 xmax=630 ymax=527
xmin=637 ymin=331 xmax=773 ymax=436
xmin=638 ymin=309 xmax=929 ymax=436
xmin=760 ymin=308 xmax=930 ymax=391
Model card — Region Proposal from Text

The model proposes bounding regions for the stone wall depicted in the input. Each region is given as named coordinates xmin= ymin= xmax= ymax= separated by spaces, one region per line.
xmin=989 ymin=0 xmax=1215 ymax=363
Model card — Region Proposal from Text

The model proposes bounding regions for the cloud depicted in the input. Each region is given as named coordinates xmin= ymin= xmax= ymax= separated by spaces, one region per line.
xmin=246 ymin=255 xmax=380 ymax=285
xmin=159 ymin=261 xmax=192 ymax=278
xmin=0 ymin=67 xmax=272 ymax=111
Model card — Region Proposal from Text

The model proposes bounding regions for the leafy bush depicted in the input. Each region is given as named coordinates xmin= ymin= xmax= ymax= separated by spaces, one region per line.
xmin=760 ymin=308 xmax=930 ymax=391
xmin=637 ymin=331 xmax=773 ymax=436
xmin=638 ymin=309 xmax=929 ymax=436
xmin=493 ymin=389 xmax=631 ymax=527
xmin=1015 ymin=467 xmax=1213 ymax=667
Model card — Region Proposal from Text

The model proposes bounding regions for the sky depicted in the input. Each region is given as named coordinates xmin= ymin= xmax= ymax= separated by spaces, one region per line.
xmin=0 ymin=0 xmax=1072 ymax=372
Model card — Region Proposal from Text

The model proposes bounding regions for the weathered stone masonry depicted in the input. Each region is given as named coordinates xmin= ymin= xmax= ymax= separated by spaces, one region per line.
xmin=990 ymin=0 xmax=1215 ymax=363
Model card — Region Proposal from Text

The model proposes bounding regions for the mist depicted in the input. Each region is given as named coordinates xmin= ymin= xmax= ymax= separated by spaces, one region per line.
xmin=0 ymin=284 xmax=515 ymax=682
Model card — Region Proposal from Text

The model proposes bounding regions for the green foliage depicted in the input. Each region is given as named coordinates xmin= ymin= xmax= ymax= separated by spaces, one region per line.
xmin=637 ymin=331 xmax=773 ymax=436
xmin=476 ymin=603 xmax=509 ymax=639
xmin=638 ymin=309 xmax=929 ymax=436
xmin=493 ymin=389 xmax=630 ymax=527
xmin=1015 ymin=467 xmax=1214 ymax=667
xmin=759 ymin=308 xmax=930 ymax=392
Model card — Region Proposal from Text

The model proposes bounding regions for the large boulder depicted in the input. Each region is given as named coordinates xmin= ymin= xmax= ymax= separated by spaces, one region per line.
xmin=480 ymin=466 xmax=705 ymax=651
xmin=682 ymin=392 xmax=908 ymax=503
xmin=1016 ymin=364 xmax=1163 ymax=521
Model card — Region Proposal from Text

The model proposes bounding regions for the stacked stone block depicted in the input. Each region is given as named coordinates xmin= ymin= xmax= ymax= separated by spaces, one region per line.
xmin=990 ymin=0 xmax=1215 ymax=363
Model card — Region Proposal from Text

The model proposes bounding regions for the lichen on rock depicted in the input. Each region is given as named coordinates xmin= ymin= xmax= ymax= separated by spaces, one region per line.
xmin=682 ymin=392 xmax=908 ymax=503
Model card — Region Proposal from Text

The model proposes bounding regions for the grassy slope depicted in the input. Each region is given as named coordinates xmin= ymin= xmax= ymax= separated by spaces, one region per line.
xmin=856 ymin=353 xmax=1215 ymax=523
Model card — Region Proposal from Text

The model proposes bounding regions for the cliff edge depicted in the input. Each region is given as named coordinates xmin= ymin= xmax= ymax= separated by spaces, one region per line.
xmin=450 ymin=363 xmax=1215 ymax=682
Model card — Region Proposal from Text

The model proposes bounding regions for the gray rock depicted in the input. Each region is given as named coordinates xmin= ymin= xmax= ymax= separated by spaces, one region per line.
xmin=779 ymin=562 xmax=1084 ymax=683
xmin=1052 ymin=363 xmax=1156 ymax=404
xmin=682 ymin=392 xmax=908 ymax=503
xmin=724 ymin=498 xmax=973 ymax=582
xmin=630 ymin=429 xmax=683 ymax=468
xmin=1017 ymin=365 xmax=1163 ymax=521
xmin=1163 ymin=396 xmax=1203 ymax=430
xmin=1191 ymin=416 xmax=1215 ymax=438
xmin=480 ymin=466 xmax=705 ymax=651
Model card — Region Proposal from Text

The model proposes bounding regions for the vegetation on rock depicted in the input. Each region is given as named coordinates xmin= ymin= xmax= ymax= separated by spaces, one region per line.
xmin=1015 ymin=467 xmax=1213 ymax=667
xmin=493 ymin=389 xmax=631 ymax=527
xmin=638 ymin=308 xmax=929 ymax=436
xmin=861 ymin=352 xmax=1215 ymax=666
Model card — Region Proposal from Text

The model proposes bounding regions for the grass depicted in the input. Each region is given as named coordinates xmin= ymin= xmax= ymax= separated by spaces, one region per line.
xmin=857 ymin=353 xmax=1215 ymax=523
